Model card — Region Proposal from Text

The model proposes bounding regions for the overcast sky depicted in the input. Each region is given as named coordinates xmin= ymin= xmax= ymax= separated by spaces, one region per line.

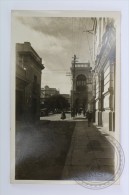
xmin=13 ymin=16 xmax=93 ymax=94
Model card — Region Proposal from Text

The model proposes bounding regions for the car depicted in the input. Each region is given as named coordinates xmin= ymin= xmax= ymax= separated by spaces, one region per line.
xmin=40 ymin=108 xmax=48 ymax=116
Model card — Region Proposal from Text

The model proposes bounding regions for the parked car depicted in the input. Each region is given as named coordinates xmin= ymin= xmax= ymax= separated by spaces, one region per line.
xmin=40 ymin=108 xmax=48 ymax=116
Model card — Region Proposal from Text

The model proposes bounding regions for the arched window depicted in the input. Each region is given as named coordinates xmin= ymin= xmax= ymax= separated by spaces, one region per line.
xmin=76 ymin=74 xmax=86 ymax=91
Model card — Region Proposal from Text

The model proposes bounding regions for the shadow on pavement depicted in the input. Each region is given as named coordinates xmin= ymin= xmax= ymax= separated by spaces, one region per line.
xmin=15 ymin=121 xmax=75 ymax=180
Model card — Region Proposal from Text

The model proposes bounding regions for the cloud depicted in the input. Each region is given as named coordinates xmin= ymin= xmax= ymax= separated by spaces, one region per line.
xmin=13 ymin=16 xmax=94 ymax=93
xmin=17 ymin=17 xmax=73 ymax=40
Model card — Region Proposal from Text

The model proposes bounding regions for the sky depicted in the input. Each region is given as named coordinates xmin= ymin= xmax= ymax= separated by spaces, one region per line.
xmin=12 ymin=15 xmax=93 ymax=94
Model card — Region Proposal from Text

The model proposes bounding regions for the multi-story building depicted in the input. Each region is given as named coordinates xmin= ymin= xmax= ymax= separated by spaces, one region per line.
xmin=92 ymin=18 xmax=116 ymax=132
xmin=40 ymin=85 xmax=59 ymax=103
xmin=16 ymin=42 xmax=44 ymax=121
xmin=70 ymin=62 xmax=93 ymax=114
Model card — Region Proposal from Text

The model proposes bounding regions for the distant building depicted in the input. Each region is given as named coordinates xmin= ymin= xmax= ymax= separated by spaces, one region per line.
xmin=92 ymin=18 xmax=116 ymax=132
xmin=70 ymin=62 xmax=93 ymax=113
xmin=40 ymin=85 xmax=59 ymax=104
xmin=16 ymin=42 xmax=44 ymax=121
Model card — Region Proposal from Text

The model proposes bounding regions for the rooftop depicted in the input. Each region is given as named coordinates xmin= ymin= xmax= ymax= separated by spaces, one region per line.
xmin=16 ymin=42 xmax=44 ymax=70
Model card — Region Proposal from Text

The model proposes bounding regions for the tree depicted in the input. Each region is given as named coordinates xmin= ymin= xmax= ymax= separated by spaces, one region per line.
xmin=44 ymin=94 xmax=70 ymax=112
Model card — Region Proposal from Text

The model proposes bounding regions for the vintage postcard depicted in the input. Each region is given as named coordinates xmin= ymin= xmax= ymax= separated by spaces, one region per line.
xmin=11 ymin=10 xmax=123 ymax=189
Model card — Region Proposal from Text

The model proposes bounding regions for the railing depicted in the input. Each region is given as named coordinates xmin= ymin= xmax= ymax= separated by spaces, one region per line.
xmin=72 ymin=63 xmax=90 ymax=68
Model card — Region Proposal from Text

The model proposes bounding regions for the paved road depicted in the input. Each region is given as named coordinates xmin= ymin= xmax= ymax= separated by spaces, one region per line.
xmin=40 ymin=113 xmax=86 ymax=121
xmin=16 ymin=119 xmax=114 ymax=180
xmin=15 ymin=121 xmax=75 ymax=180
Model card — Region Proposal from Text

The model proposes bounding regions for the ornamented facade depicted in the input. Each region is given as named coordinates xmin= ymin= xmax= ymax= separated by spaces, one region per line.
xmin=92 ymin=18 xmax=116 ymax=132
xmin=71 ymin=62 xmax=93 ymax=114
xmin=16 ymin=42 xmax=44 ymax=121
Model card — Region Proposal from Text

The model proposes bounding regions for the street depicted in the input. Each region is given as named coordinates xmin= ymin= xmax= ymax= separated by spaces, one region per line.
xmin=14 ymin=14 xmax=117 ymax=182
xmin=16 ymin=114 xmax=114 ymax=180
xmin=40 ymin=113 xmax=86 ymax=121
xmin=40 ymin=113 xmax=72 ymax=121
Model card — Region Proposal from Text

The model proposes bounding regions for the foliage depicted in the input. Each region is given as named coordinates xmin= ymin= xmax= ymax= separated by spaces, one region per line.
xmin=44 ymin=94 xmax=70 ymax=112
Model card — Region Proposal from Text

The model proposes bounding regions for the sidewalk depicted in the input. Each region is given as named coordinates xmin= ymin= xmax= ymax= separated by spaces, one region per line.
xmin=62 ymin=121 xmax=114 ymax=181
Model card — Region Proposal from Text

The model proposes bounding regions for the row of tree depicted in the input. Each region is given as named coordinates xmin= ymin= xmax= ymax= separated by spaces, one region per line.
xmin=42 ymin=94 xmax=70 ymax=113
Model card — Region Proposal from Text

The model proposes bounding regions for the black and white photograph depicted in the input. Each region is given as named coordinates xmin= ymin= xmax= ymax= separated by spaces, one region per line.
xmin=11 ymin=11 xmax=122 ymax=187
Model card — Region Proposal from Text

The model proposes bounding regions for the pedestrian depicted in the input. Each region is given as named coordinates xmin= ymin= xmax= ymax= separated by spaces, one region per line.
xmin=83 ymin=109 xmax=86 ymax=117
xmin=61 ymin=111 xmax=66 ymax=120
xmin=71 ymin=109 xmax=74 ymax=118
xmin=87 ymin=110 xmax=92 ymax=127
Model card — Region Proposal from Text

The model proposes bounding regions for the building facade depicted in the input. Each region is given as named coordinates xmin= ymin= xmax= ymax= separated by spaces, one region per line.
xmin=16 ymin=42 xmax=44 ymax=121
xmin=71 ymin=62 xmax=93 ymax=114
xmin=40 ymin=85 xmax=59 ymax=104
xmin=92 ymin=18 xmax=116 ymax=132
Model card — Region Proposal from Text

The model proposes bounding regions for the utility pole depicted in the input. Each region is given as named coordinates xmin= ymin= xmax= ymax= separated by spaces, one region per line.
xmin=72 ymin=54 xmax=77 ymax=82
xmin=71 ymin=54 xmax=78 ymax=111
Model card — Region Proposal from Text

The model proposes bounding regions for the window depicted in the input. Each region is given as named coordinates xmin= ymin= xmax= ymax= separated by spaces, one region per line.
xmin=34 ymin=75 xmax=37 ymax=83
xmin=76 ymin=75 xmax=86 ymax=91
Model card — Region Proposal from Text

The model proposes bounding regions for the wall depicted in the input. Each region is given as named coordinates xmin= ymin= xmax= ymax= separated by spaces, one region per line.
xmin=16 ymin=42 xmax=44 ymax=122
xmin=93 ymin=18 xmax=116 ymax=132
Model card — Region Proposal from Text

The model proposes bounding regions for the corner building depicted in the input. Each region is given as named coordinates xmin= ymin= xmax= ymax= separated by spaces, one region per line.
xmin=16 ymin=42 xmax=44 ymax=121
xmin=92 ymin=18 xmax=116 ymax=132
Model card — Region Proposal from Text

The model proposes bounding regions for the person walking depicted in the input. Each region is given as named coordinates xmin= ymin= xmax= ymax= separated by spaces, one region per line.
xmin=83 ymin=109 xmax=86 ymax=117
xmin=71 ymin=109 xmax=74 ymax=118
xmin=87 ymin=110 xmax=92 ymax=127
xmin=61 ymin=111 xmax=66 ymax=120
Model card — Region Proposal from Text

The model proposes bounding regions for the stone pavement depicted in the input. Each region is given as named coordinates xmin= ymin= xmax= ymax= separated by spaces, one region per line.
xmin=62 ymin=121 xmax=114 ymax=181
